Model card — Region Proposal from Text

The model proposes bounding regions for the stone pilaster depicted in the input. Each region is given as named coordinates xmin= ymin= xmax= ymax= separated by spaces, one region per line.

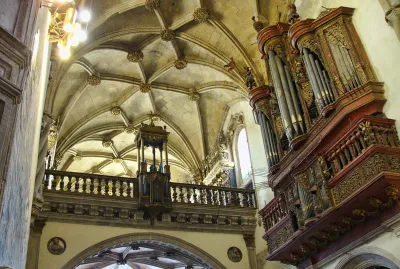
xmin=26 ymin=218 xmax=47 ymax=269
xmin=243 ymin=232 xmax=257 ymax=269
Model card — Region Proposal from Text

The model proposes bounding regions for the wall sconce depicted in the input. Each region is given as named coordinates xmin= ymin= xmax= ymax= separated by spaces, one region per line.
xmin=41 ymin=0 xmax=92 ymax=60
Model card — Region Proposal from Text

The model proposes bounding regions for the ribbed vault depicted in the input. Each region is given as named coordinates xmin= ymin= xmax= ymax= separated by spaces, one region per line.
xmin=45 ymin=0 xmax=293 ymax=182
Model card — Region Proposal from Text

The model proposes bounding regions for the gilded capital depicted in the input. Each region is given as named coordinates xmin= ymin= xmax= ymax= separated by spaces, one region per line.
xmin=161 ymin=29 xmax=175 ymax=41
xmin=110 ymin=107 xmax=121 ymax=115
xmin=87 ymin=75 xmax=101 ymax=86
xmin=144 ymin=0 xmax=160 ymax=11
xmin=140 ymin=83 xmax=152 ymax=93
xmin=127 ymin=51 xmax=144 ymax=62
xmin=102 ymin=140 xmax=113 ymax=148
xmin=193 ymin=8 xmax=209 ymax=23
xmin=188 ymin=89 xmax=200 ymax=101
xmin=174 ymin=58 xmax=188 ymax=70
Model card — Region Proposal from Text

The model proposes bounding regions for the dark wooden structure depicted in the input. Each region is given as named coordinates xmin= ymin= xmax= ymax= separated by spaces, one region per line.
xmin=252 ymin=7 xmax=400 ymax=267
xmin=136 ymin=118 xmax=172 ymax=224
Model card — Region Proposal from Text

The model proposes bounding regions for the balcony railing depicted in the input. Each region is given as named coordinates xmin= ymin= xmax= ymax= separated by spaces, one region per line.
xmin=41 ymin=170 xmax=257 ymax=233
xmin=43 ymin=170 xmax=256 ymax=208
xmin=258 ymin=116 xmax=400 ymax=264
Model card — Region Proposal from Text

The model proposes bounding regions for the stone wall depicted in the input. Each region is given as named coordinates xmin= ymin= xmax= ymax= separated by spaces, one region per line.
xmin=0 ymin=4 xmax=50 ymax=269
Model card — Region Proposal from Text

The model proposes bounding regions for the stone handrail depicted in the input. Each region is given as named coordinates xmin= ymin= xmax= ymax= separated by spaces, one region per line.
xmin=44 ymin=170 xmax=137 ymax=198
xmin=43 ymin=170 xmax=256 ymax=208
xmin=170 ymin=182 xmax=256 ymax=208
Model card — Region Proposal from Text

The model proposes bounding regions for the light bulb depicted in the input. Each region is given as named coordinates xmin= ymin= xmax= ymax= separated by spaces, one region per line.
xmin=80 ymin=10 xmax=91 ymax=22
xmin=79 ymin=30 xmax=87 ymax=41
xmin=64 ymin=7 xmax=76 ymax=33
xmin=71 ymin=23 xmax=81 ymax=46
xmin=59 ymin=46 xmax=70 ymax=60
xmin=71 ymin=37 xmax=79 ymax=46
xmin=64 ymin=23 xmax=73 ymax=33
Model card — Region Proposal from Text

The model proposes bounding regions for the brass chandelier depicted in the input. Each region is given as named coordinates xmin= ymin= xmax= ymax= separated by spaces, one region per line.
xmin=42 ymin=0 xmax=92 ymax=60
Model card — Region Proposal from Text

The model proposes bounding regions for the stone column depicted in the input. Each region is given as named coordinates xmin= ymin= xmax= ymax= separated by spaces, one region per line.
xmin=26 ymin=218 xmax=47 ymax=269
xmin=243 ymin=232 xmax=257 ymax=269
xmin=379 ymin=0 xmax=400 ymax=41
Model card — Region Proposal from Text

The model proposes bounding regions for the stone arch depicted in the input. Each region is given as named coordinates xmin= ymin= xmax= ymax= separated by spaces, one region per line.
xmin=335 ymin=246 xmax=400 ymax=269
xmin=61 ymin=232 xmax=227 ymax=269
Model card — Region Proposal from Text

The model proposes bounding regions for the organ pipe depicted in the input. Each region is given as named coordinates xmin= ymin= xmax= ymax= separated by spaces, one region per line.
xmin=302 ymin=48 xmax=335 ymax=109
xmin=257 ymin=110 xmax=280 ymax=166
xmin=268 ymin=50 xmax=305 ymax=140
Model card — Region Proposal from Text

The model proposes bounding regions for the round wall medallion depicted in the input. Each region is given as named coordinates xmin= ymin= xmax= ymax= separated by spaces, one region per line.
xmin=227 ymin=247 xmax=242 ymax=262
xmin=47 ymin=237 xmax=66 ymax=255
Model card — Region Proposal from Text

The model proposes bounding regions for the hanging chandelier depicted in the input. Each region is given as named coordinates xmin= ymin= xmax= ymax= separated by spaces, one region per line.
xmin=42 ymin=0 xmax=92 ymax=60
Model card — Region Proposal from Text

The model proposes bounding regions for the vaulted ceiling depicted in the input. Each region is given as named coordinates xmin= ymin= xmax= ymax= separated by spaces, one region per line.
xmin=46 ymin=0 xmax=292 ymax=182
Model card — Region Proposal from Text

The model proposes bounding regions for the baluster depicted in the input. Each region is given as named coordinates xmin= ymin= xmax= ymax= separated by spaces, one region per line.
xmin=122 ymin=181 xmax=128 ymax=197
xmin=115 ymin=180 xmax=121 ymax=196
xmin=213 ymin=190 xmax=218 ymax=205
xmin=85 ymin=178 xmax=91 ymax=194
xmin=171 ymin=186 xmax=177 ymax=202
xmin=193 ymin=187 xmax=198 ymax=204
xmin=59 ymin=176 xmax=65 ymax=191
xmin=233 ymin=191 xmax=239 ymax=206
xmin=72 ymin=177 xmax=78 ymax=192
xmin=247 ymin=192 xmax=253 ymax=207
xmin=219 ymin=190 xmax=224 ymax=206
xmin=119 ymin=180 xmax=124 ymax=197
xmin=129 ymin=182 xmax=134 ymax=198
xmin=108 ymin=180 xmax=114 ymax=196
xmin=101 ymin=179 xmax=106 ymax=195
xmin=186 ymin=187 xmax=191 ymax=203
xmin=200 ymin=188 xmax=205 ymax=204
xmin=179 ymin=187 xmax=184 ymax=203
xmin=226 ymin=191 xmax=232 ymax=206
xmin=65 ymin=176 xmax=71 ymax=191
xmin=206 ymin=188 xmax=212 ymax=205
xmin=93 ymin=178 xmax=99 ymax=194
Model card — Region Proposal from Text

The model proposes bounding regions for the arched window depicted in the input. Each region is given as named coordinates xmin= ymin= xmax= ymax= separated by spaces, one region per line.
xmin=237 ymin=128 xmax=252 ymax=182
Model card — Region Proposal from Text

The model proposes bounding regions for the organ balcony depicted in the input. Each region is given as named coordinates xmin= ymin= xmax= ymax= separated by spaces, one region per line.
xmin=41 ymin=170 xmax=257 ymax=233
xmin=253 ymin=6 xmax=400 ymax=267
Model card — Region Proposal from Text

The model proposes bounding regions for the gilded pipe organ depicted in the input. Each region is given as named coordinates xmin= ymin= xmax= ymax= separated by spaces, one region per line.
xmin=252 ymin=7 xmax=400 ymax=267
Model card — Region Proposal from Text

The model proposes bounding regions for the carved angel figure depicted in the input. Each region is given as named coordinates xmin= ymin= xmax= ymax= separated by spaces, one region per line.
xmin=244 ymin=67 xmax=257 ymax=90
xmin=288 ymin=4 xmax=300 ymax=25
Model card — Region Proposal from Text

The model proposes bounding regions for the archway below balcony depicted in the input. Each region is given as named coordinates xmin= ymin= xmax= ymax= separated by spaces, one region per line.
xmin=61 ymin=232 xmax=226 ymax=269
xmin=335 ymin=246 xmax=400 ymax=269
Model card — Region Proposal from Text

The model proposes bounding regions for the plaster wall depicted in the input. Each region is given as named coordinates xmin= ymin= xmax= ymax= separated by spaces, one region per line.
xmin=0 ymin=8 xmax=50 ymax=269
xmin=38 ymin=221 xmax=249 ymax=269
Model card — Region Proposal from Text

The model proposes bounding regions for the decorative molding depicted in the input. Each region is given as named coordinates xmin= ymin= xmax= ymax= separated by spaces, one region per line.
xmin=86 ymin=75 xmax=101 ymax=86
xmin=160 ymin=29 xmax=175 ymax=41
xmin=174 ymin=58 xmax=188 ymax=70
xmin=139 ymin=82 xmax=152 ymax=93
xmin=193 ymin=8 xmax=209 ymax=23
xmin=188 ymin=88 xmax=200 ymax=101
xmin=0 ymin=77 xmax=23 ymax=104
xmin=127 ymin=51 xmax=144 ymax=62
xmin=144 ymin=0 xmax=161 ymax=11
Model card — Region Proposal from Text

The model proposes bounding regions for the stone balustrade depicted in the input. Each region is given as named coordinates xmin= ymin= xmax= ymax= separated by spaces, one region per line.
xmin=43 ymin=170 xmax=256 ymax=208
xmin=40 ymin=170 xmax=257 ymax=234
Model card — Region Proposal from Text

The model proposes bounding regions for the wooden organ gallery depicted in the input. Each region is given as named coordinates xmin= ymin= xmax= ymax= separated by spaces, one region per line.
xmin=252 ymin=7 xmax=400 ymax=267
